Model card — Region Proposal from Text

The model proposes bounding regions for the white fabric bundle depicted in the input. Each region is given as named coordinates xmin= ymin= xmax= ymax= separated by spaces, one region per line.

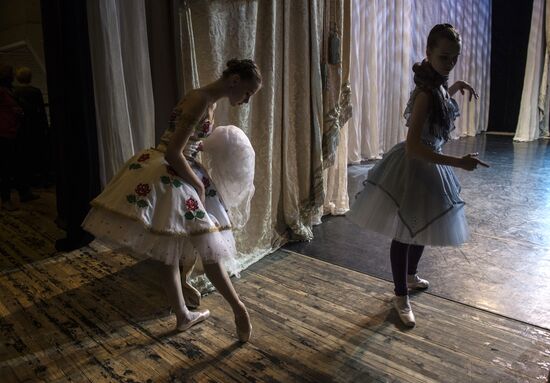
xmin=202 ymin=125 xmax=255 ymax=229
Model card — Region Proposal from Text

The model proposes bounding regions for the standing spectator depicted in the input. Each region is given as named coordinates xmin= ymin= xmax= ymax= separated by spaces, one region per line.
xmin=0 ymin=63 xmax=38 ymax=211
xmin=14 ymin=66 xmax=51 ymax=187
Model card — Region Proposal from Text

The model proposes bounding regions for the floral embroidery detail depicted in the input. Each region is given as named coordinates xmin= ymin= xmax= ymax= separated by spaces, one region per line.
xmin=162 ymin=165 xmax=183 ymax=188
xmin=137 ymin=153 xmax=150 ymax=162
xmin=126 ymin=183 xmax=150 ymax=208
xmin=185 ymin=198 xmax=199 ymax=211
xmin=197 ymin=120 xmax=211 ymax=138
xmin=135 ymin=183 xmax=151 ymax=197
xmin=166 ymin=165 xmax=178 ymax=177
xmin=201 ymin=175 xmax=217 ymax=197
xmin=129 ymin=152 xmax=150 ymax=169
xmin=184 ymin=197 xmax=206 ymax=220
xmin=191 ymin=142 xmax=203 ymax=158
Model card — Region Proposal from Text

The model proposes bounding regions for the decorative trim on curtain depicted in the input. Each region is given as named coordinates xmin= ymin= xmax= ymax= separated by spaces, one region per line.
xmin=514 ymin=0 xmax=549 ymax=142
xmin=87 ymin=0 xmax=155 ymax=186
xmin=321 ymin=0 xmax=352 ymax=170
xmin=314 ymin=0 xmax=352 ymax=223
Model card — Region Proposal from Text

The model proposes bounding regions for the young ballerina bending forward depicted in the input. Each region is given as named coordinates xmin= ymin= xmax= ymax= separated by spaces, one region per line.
xmin=83 ymin=59 xmax=262 ymax=341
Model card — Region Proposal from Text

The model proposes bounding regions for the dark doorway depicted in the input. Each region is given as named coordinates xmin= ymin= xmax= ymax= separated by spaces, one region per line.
xmin=487 ymin=0 xmax=535 ymax=132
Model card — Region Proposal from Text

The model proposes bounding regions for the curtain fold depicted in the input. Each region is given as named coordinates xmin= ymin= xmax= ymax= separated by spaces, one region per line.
xmin=514 ymin=0 xmax=549 ymax=142
xmin=348 ymin=0 xmax=491 ymax=163
xmin=87 ymin=0 xmax=155 ymax=186
xmin=543 ymin=0 xmax=550 ymax=137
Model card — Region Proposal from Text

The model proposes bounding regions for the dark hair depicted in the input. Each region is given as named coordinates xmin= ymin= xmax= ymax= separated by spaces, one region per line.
xmin=222 ymin=59 xmax=262 ymax=85
xmin=427 ymin=24 xmax=461 ymax=50
xmin=16 ymin=67 xmax=32 ymax=84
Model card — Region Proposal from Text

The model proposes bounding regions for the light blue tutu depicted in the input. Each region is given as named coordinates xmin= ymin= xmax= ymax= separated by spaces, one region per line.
xmin=347 ymin=87 xmax=469 ymax=246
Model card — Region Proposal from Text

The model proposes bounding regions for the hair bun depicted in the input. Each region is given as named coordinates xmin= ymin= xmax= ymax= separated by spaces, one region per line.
xmin=222 ymin=58 xmax=262 ymax=84
xmin=226 ymin=58 xmax=240 ymax=68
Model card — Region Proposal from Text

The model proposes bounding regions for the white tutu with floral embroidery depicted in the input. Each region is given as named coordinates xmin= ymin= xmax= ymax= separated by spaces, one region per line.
xmin=82 ymin=113 xmax=254 ymax=276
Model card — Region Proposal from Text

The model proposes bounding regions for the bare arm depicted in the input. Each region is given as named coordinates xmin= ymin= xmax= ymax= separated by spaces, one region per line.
xmin=405 ymin=91 xmax=462 ymax=167
xmin=405 ymin=91 xmax=488 ymax=170
xmin=448 ymin=80 xmax=479 ymax=100
xmin=165 ymin=94 xmax=208 ymax=202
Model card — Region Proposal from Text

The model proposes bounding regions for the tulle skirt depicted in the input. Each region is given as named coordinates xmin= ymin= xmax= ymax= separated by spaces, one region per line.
xmin=347 ymin=142 xmax=469 ymax=246
xmin=82 ymin=125 xmax=255 ymax=275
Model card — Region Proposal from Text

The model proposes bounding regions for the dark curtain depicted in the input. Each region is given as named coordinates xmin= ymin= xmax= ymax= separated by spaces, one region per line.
xmin=145 ymin=0 xmax=179 ymax=144
xmin=41 ymin=0 xmax=100 ymax=250
xmin=487 ymin=0 xmax=535 ymax=132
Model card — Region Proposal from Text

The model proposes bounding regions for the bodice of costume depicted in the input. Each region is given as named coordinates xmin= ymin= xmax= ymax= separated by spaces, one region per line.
xmin=156 ymin=108 xmax=213 ymax=160
xmin=403 ymin=86 xmax=460 ymax=153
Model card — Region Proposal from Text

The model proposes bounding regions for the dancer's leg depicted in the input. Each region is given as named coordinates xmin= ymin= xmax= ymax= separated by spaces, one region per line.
xmin=159 ymin=262 xmax=209 ymax=331
xmin=203 ymin=262 xmax=251 ymax=342
xmin=390 ymin=239 xmax=409 ymax=296
xmin=407 ymin=244 xmax=425 ymax=276
xmin=180 ymin=254 xmax=201 ymax=308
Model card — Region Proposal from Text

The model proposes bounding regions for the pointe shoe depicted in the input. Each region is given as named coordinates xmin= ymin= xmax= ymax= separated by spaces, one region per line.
xmin=182 ymin=282 xmax=201 ymax=309
xmin=407 ymin=274 xmax=429 ymax=290
xmin=393 ymin=295 xmax=415 ymax=327
xmin=176 ymin=309 xmax=210 ymax=332
xmin=235 ymin=309 xmax=252 ymax=343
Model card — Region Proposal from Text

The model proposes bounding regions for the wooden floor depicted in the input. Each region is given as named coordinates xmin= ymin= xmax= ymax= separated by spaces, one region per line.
xmin=0 ymin=246 xmax=548 ymax=382
xmin=0 ymin=188 xmax=63 ymax=271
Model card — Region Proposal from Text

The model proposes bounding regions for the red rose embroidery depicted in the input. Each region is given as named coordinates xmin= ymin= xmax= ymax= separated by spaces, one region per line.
xmin=202 ymin=176 xmax=210 ymax=188
xmin=135 ymin=183 xmax=151 ymax=197
xmin=185 ymin=198 xmax=199 ymax=211
xmin=202 ymin=120 xmax=211 ymax=133
xmin=137 ymin=153 xmax=150 ymax=162
xmin=166 ymin=165 xmax=178 ymax=177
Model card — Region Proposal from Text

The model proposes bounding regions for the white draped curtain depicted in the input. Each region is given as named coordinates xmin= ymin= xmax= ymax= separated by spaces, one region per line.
xmin=87 ymin=0 xmax=155 ymax=186
xmin=514 ymin=0 xmax=550 ymax=142
xmin=348 ymin=0 xmax=492 ymax=163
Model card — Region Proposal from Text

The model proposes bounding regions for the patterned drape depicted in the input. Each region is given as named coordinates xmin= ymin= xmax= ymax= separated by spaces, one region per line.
xmin=177 ymin=0 xmax=351 ymax=281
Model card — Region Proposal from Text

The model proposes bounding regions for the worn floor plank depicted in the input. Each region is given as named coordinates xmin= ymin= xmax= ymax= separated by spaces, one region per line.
xmin=0 ymin=247 xmax=548 ymax=382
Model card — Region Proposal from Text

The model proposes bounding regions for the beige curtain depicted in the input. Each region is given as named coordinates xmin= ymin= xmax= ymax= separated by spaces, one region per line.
xmin=514 ymin=0 xmax=549 ymax=141
xmin=178 ymin=0 xmax=340 ymax=273
xmin=348 ymin=0 xmax=492 ymax=163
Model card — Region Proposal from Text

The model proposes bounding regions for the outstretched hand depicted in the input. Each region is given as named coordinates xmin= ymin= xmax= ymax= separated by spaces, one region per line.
xmin=455 ymin=81 xmax=479 ymax=101
xmin=460 ymin=152 xmax=489 ymax=171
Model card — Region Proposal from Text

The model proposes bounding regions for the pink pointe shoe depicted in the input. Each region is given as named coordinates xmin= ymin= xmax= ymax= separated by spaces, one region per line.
xmin=235 ymin=308 xmax=252 ymax=343
xmin=176 ymin=309 xmax=210 ymax=332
